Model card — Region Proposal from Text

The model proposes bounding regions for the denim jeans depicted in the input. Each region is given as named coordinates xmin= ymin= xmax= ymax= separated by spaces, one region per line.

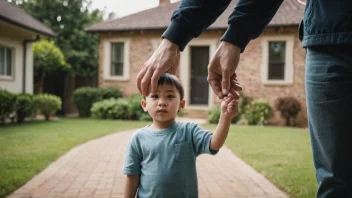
xmin=306 ymin=45 xmax=352 ymax=198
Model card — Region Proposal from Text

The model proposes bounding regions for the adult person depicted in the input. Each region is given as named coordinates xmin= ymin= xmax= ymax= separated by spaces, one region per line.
xmin=137 ymin=0 xmax=352 ymax=197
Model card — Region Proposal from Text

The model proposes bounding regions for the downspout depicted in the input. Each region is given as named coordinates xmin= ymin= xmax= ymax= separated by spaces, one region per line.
xmin=22 ymin=35 xmax=40 ymax=93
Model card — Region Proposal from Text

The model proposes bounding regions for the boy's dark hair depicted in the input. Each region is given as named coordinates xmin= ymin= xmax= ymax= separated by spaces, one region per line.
xmin=145 ymin=73 xmax=184 ymax=100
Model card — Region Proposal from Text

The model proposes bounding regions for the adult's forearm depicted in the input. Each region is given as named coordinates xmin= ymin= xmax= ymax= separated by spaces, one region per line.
xmin=221 ymin=0 xmax=284 ymax=52
xmin=210 ymin=115 xmax=232 ymax=150
xmin=163 ymin=0 xmax=232 ymax=51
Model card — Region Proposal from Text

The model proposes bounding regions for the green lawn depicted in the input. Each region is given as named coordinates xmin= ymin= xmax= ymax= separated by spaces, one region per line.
xmin=203 ymin=124 xmax=317 ymax=198
xmin=0 ymin=118 xmax=149 ymax=198
xmin=0 ymin=119 xmax=317 ymax=198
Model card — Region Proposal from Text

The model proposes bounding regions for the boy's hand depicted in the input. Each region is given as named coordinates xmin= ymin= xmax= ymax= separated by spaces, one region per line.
xmin=221 ymin=93 xmax=239 ymax=119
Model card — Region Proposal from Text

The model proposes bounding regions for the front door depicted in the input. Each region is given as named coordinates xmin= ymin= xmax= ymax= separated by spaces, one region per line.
xmin=190 ymin=46 xmax=209 ymax=105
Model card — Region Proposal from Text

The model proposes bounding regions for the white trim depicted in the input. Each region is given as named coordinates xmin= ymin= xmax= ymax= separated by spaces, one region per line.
xmin=261 ymin=35 xmax=294 ymax=85
xmin=102 ymin=37 xmax=130 ymax=81
xmin=0 ymin=45 xmax=14 ymax=80
xmin=180 ymin=38 xmax=217 ymax=109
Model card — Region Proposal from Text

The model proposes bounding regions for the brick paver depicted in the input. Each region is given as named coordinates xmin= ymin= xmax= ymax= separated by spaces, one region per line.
xmin=7 ymin=127 xmax=288 ymax=198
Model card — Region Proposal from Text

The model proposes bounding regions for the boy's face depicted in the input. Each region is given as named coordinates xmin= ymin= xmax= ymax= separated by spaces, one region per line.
xmin=141 ymin=84 xmax=185 ymax=124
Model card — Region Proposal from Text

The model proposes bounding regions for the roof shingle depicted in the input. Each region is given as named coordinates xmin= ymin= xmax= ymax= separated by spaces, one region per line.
xmin=0 ymin=0 xmax=55 ymax=37
xmin=87 ymin=0 xmax=305 ymax=33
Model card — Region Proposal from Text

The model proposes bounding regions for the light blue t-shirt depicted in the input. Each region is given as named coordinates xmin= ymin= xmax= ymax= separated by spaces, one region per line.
xmin=123 ymin=121 xmax=218 ymax=198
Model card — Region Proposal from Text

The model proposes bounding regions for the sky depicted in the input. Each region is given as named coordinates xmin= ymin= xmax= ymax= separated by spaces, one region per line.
xmin=91 ymin=0 xmax=180 ymax=19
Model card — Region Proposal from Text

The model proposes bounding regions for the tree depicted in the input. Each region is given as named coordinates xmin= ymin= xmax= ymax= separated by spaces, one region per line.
xmin=10 ymin=0 xmax=104 ymax=85
xmin=33 ymin=39 xmax=69 ymax=93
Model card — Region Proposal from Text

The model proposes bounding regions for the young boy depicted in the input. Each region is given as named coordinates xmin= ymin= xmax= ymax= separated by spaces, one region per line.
xmin=123 ymin=73 xmax=239 ymax=198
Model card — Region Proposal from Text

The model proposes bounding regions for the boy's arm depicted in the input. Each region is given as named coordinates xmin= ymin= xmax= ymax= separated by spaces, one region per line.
xmin=210 ymin=95 xmax=238 ymax=150
xmin=124 ymin=174 xmax=140 ymax=198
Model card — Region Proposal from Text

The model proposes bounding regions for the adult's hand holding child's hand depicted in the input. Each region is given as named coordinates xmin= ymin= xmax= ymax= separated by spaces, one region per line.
xmin=221 ymin=93 xmax=239 ymax=119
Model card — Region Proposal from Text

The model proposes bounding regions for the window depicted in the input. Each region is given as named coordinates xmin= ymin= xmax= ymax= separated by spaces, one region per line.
xmin=268 ymin=41 xmax=285 ymax=80
xmin=111 ymin=43 xmax=124 ymax=76
xmin=103 ymin=38 xmax=130 ymax=80
xmin=261 ymin=36 xmax=294 ymax=85
xmin=0 ymin=46 xmax=12 ymax=77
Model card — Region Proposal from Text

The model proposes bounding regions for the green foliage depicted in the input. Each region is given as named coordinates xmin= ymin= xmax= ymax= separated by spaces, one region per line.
xmin=12 ymin=0 xmax=104 ymax=81
xmin=207 ymin=106 xmax=221 ymax=124
xmin=127 ymin=94 xmax=144 ymax=120
xmin=33 ymin=39 xmax=68 ymax=92
xmin=73 ymin=87 xmax=123 ymax=117
xmin=33 ymin=39 xmax=69 ymax=72
xmin=0 ymin=90 xmax=17 ymax=124
xmin=244 ymin=99 xmax=273 ymax=125
xmin=34 ymin=94 xmax=62 ymax=121
xmin=275 ymin=96 xmax=302 ymax=126
xmin=15 ymin=94 xmax=36 ymax=123
xmin=91 ymin=98 xmax=129 ymax=120
xmin=99 ymin=87 xmax=123 ymax=99
xmin=207 ymin=105 xmax=239 ymax=124
xmin=139 ymin=113 xmax=153 ymax=121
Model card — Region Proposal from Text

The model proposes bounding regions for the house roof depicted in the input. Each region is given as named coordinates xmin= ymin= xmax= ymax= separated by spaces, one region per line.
xmin=87 ymin=0 xmax=305 ymax=33
xmin=0 ymin=0 xmax=55 ymax=37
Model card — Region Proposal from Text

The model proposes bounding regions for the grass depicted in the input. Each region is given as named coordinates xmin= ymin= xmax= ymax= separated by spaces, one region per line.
xmin=0 ymin=118 xmax=149 ymax=198
xmin=202 ymin=124 xmax=317 ymax=198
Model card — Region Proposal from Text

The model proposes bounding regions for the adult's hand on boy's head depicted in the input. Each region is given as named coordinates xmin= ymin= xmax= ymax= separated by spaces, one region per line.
xmin=137 ymin=39 xmax=180 ymax=96
xmin=208 ymin=41 xmax=242 ymax=99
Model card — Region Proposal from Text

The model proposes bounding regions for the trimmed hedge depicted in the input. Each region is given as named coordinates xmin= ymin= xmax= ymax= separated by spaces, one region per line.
xmin=0 ymin=90 xmax=16 ymax=125
xmin=0 ymin=91 xmax=62 ymax=124
xmin=16 ymin=94 xmax=36 ymax=123
xmin=244 ymin=99 xmax=273 ymax=125
xmin=90 ymin=94 xmax=153 ymax=121
xmin=34 ymin=94 xmax=62 ymax=121
xmin=73 ymin=87 xmax=123 ymax=117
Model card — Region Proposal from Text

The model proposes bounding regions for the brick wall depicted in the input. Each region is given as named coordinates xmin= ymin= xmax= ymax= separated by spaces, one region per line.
xmin=98 ymin=27 xmax=307 ymax=127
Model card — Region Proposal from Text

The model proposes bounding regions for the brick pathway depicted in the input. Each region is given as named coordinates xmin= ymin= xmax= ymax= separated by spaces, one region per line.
xmin=7 ymin=129 xmax=288 ymax=198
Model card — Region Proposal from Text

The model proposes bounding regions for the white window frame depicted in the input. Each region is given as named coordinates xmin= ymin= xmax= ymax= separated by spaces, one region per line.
xmin=261 ymin=35 xmax=294 ymax=85
xmin=102 ymin=38 xmax=130 ymax=81
xmin=0 ymin=45 xmax=14 ymax=80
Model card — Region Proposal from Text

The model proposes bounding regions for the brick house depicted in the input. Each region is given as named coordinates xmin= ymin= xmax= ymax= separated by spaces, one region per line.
xmin=87 ymin=0 xmax=307 ymax=126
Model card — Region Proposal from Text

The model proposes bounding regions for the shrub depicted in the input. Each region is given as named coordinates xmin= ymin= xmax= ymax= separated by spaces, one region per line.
xmin=244 ymin=99 xmax=273 ymax=125
xmin=73 ymin=87 xmax=123 ymax=117
xmin=207 ymin=105 xmax=239 ymax=124
xmin=34 ymin=94 xmax=62 ymax=121
xmin=0 ymin=90 xmax=17 ymax=125
xmin=207 ymin=106 xmax=221 ymax=124
xmin=275 ymin=96 xmax=302 ymax=126
xmin=91 ymin=98 xmax=129 ymax=120
xmin=16 ymin=94 xmax=36 ymax=123
xmin=127 ymin=94 xmax=144 ymax=120
xmin=139 ymin=113 xmax=153 ymax=121
xmin=100 ymin=87 xmax=123 ymax=99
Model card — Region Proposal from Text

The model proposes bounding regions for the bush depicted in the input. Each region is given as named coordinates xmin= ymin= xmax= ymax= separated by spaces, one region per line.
xmin=16 ymin=94 xmax=36 ymax=123
xmin=244 ymin=99 xmax=273 ymax=125
xmin=0 ymin=90 xmax=17 ymax=125
xmin=139 ymin=113 xmax=153 ymax=121
xmin=207 ymin=106 xmax=221 ymax=124
xmin=275 ymin=96 xmax=302 ymax=126
xmin=91 ymin=98 xmax=129 ymax=120
xmin=34 ymin=94 xmax=62 ymax=121
xmin=127 ymin=94 xmax=144 ymax=120
xmin=207 ymin=105 xmax=240 ymax=124
xmin=73 ymin=87 xmax=123 ymax=117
